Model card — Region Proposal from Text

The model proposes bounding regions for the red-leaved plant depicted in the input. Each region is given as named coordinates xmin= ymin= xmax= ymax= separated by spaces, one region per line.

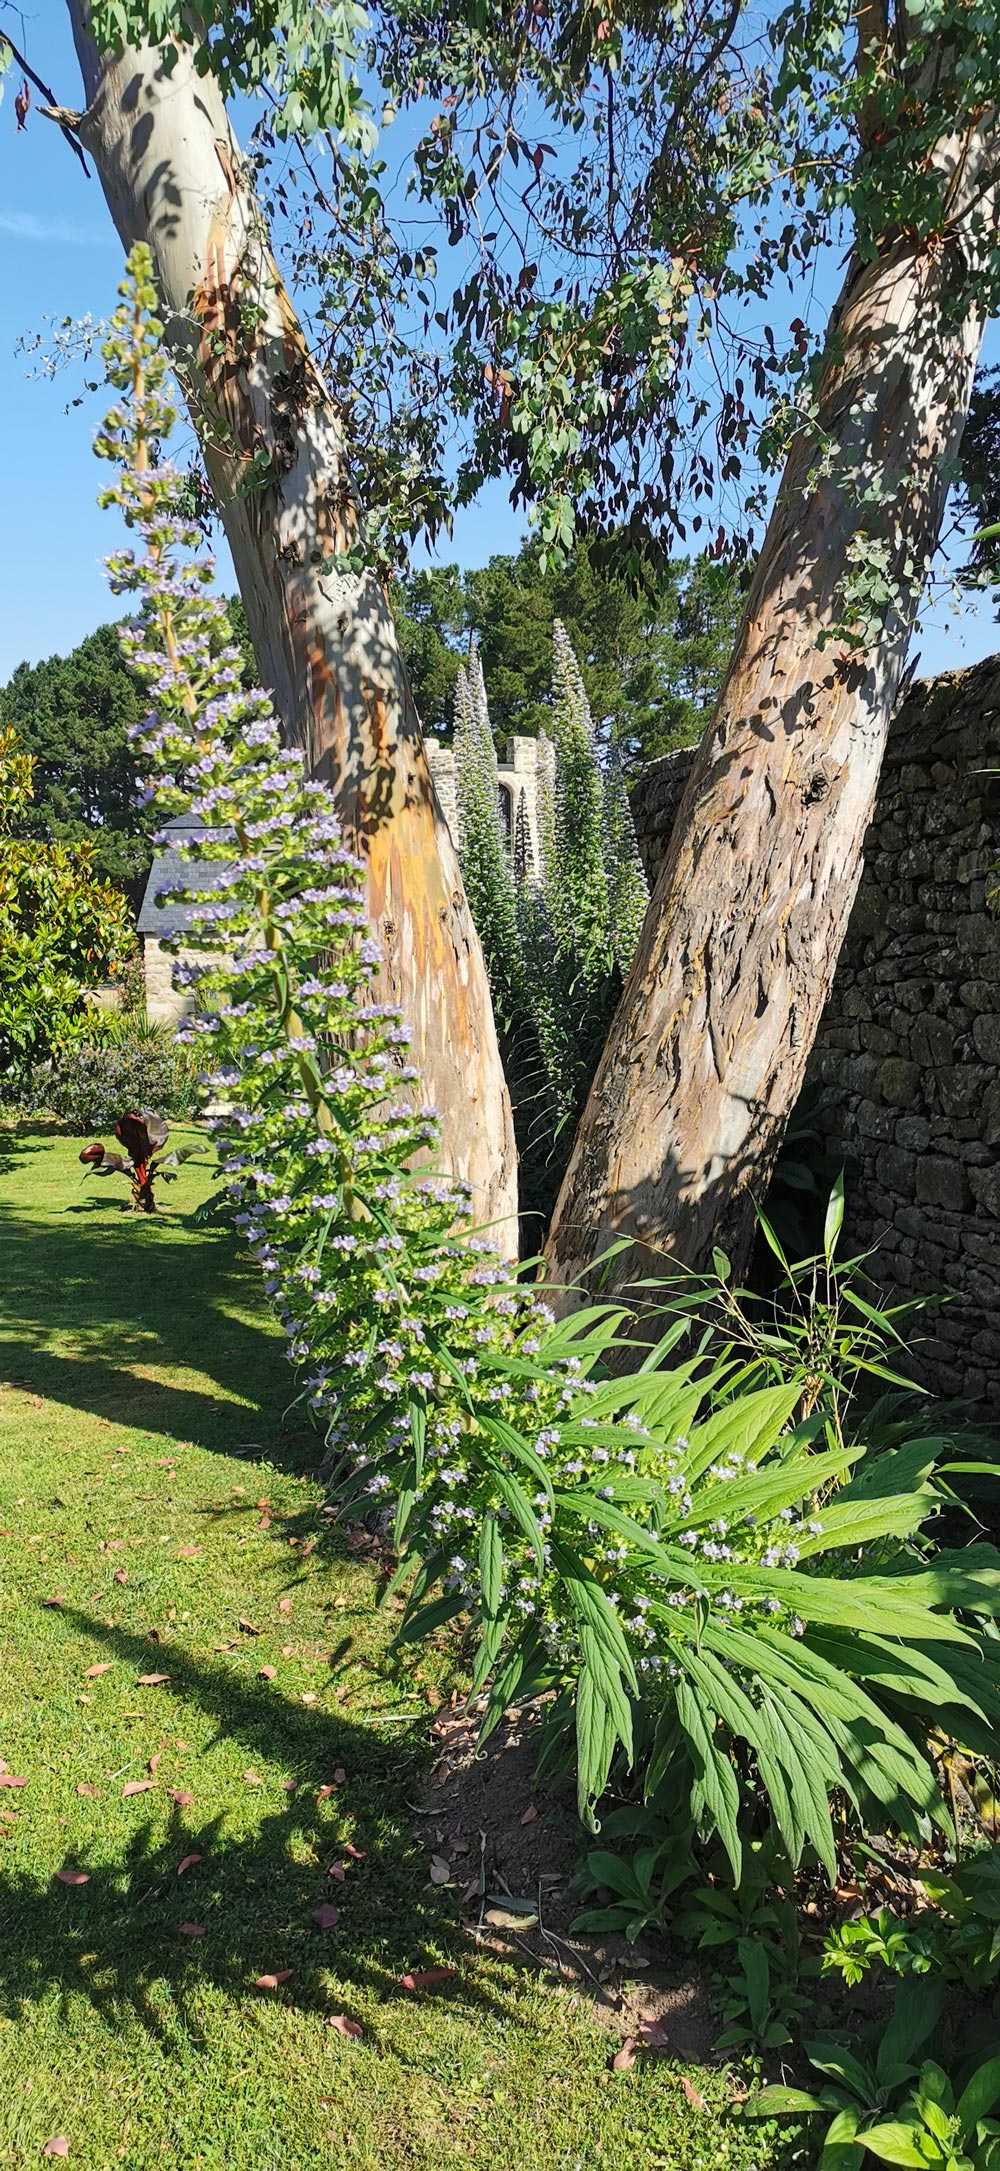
xmin=79 ymin=1112 xmax=191 ymax=1213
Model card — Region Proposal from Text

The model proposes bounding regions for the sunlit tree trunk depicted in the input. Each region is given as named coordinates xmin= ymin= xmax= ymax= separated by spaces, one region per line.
xmin=66 ymin=5 xmax=517 ymax=1241
xmin=547 ymin=91 xmax=997 ymax=1302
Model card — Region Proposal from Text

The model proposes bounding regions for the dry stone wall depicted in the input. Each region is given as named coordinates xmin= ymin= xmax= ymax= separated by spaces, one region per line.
xmin=629 ymin=658 xmax=1000 ymax=1413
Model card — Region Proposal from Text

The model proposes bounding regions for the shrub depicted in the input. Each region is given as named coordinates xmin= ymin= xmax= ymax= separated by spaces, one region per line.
xmin=95 ymin=247 xmax=1000 ymax=1892
xmin=0 ymin=721 xmax=132 ymax=1083
xmin=23 ymin=1024 xmax=197 ymax=1133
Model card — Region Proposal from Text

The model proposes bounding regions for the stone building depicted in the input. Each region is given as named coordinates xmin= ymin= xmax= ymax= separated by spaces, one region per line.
xmin=137 ymin=814 xmax=227 ymax=1025
xmin=425 ymin=734 xmax=545 ymax=867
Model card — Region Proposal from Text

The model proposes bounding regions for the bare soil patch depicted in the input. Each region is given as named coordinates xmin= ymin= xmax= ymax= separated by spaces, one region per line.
xmin=413 ymin=1701 xmax=718 ymax=2062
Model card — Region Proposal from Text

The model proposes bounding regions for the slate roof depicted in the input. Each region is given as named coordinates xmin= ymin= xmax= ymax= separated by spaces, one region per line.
xmin=137 ymin=815 xmax=230 ymax=937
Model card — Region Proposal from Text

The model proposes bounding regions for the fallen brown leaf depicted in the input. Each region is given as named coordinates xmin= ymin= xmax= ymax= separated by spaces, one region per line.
xmin=84 ymin=1663 xmax=112 ymax=1679
xmin=178 ymin=1922 xmax=204 ymax=1937
xmin=678 ymin=2076 xmax=706 ymax=2111
xmin=258 ymin=1665 xmax=277 ymax=1681
xmin=637 ymin=2016 xmax=671 ymax=2052
xmin=311 ymin=1903 xmax=340 ymax=1930
xmin=342 ymin=1843 xmax=365 ymax=1862
xmin=327 ymin=2014 xmax=362 ymax=2038
xmin=0 ymin=1774 xmax=27 ymax=1789
xmin=177 ymin=1854 xmax=202 ymax=1877
xmin=613 ymin=2039 xmax=636 ymax=2072
xmin=122 ymin=1780 xmax=156 ymax=1797
xmin=168 ymin=1790 xmax=194 ymax=1807
xmin=278 ymin=1598 xmax=292 ymax=1616
xmin=520 ymin=1805 xmax=538 ymax=1825
xmin=429 ymin=1855 xmax=451 ymax=1885
xmin=178 ymin=1545 xmax=200 ymax=1560
xmin=42 ymin=2139 xmax=69 ymax=2159
xmin=43 ymin=1594 xmax=66 ymax=1608
xmin=328 ymin=1861 xmax=346 ymax=1882
xmin=75 ymin=1784 xmax=100 ymax=1800
xmin=113 ymin=1569 xmax=128 ymax=1586
xmin=243 ymin=1771 xmax=262 ymax=1787
xmin=136 ymin=1673 xmax=169 ymax=1687
xmin=254 ymin=1970 xmax=294 ymax=1990
xmin=237 ymin=1617 xmax=260 ymax=1636
xmin=148 ymin=1754 xmax=161 ymax=1774
xmin=55 ymin=1868 xmax=89 ymax=1887
xmin=399 ymin=1968 xmax=456 ymax=1994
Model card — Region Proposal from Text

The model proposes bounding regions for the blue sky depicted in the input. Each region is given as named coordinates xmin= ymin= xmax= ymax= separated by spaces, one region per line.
xmin=1 ymin=5 xmax=998 ymax=689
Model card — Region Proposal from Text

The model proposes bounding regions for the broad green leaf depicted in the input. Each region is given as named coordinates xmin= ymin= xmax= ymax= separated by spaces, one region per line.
xmin=745 ymin=2086 xmax=824 ymax=2116
xmin=956 ymin=2057 xmax=1000 ymax=2136
xmin=853 ymin=2120 xmax=933 ymax=2166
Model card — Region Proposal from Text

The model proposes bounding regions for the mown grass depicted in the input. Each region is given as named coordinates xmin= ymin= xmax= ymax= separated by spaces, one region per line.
xmin=0 ymin=1122 xmax=792 ymax=2170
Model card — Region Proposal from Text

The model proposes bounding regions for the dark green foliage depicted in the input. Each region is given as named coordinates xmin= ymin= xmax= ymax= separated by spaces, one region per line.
xmin=20 ymin=1021 xmax=198 ymax=1133
xmin=0 ymin=625 xmax=151 ymax=905
xmin=391 ymin=543 xmax=744 ymax=768
xmin=388 ymin=564 xmax=466 ymax=734
xmin=747 ymin=1979 xmax=1000 ymax=2170
xmin=0 ymin=611 xmax=259 ymax=912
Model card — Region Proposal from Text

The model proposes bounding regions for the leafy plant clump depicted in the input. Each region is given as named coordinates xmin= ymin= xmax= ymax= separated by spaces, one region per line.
xmin=23 ymin=1019 xmax=198 ymax=1132
xmin=0 ymin=722 xmax=132 ymax=1088
xmin=96 ymin=248 xmax=1000 ymax=1873
xmin=748 ymin=1977 xmax=1000 ymax=2169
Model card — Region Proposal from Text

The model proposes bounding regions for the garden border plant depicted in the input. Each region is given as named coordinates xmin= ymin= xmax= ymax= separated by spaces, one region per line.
xmin=96 ymin=248 xmax=1000 ymax=1891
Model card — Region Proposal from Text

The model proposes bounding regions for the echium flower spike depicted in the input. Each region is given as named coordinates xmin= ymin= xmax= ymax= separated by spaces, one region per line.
xmin=546 ymin=620 xmax=612 ymax=987
xmin=91 ymin=248 xmax=824 ymax=1843
xmin=453 ymin=644 xmax=524 ymax=1034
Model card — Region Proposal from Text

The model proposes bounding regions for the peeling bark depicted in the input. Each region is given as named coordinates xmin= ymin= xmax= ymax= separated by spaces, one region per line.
xmin=66 ymin=5 xmax=517 ymax=1242
xmin=547 ymin=102 xmax=998 ymax=1303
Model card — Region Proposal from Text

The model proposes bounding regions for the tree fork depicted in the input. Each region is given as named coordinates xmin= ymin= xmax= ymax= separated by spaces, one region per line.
xmin=547 ymin=96 xmax=998 ymax=1304
xmin=65 ymin=4 xmax=517 ymax=1242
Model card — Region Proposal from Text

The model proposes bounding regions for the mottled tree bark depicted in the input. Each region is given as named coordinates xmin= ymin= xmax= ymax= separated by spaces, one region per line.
xmin=66 ymin=4 xmax=517 ymax=1242
xmin=547 ymin=99 xmax=997 ymax=1302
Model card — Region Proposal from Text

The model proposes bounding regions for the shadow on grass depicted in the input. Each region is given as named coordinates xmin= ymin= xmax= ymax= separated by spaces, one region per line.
xmin=0 ymin=1606 xmax=499 ymax=2058
xmin=0 ymin=1203 xmax=314 ymax=1472
xmin=0 ymin=1116 xmax=71 ymax=1177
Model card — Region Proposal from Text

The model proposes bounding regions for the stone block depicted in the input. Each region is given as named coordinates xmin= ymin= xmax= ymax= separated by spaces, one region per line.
xmin=969 ymin=1165 xmax=1000 ymax=1219
xmin=910 ymin=1014 xmax=955 ymax=1068
xmin=876 ymin=1144 xmax=916 ymax=1193
xmin=876 ymin=1059 xmax=922 ymax=1109
xmin=896 ymin=1116 xmax=930 ymax=1152
xmin=857 ymin=1099 xmax=894 ymax=1140
xmin=973 ymin=1016 xmax=1000 ymax=1065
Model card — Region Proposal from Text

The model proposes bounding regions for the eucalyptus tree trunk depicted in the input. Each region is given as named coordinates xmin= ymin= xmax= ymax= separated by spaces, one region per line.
xmin=547 ymin=95 xmax=998 ymax=1303
xmin=66 ymin=4 xmax=517 ymax=1242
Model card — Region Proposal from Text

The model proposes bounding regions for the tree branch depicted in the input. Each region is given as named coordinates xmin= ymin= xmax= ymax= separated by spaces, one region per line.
xmin=0 ymin=22 xmax=91 ymax=175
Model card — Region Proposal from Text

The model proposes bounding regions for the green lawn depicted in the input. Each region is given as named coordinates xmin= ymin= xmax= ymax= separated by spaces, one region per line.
xmin=0 ymin=1123 xmax=790 ymax=2171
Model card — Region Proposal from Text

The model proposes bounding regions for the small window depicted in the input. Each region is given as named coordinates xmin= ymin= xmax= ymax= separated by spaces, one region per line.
xmin=498 ymin=782 xmax=513 ymax=838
